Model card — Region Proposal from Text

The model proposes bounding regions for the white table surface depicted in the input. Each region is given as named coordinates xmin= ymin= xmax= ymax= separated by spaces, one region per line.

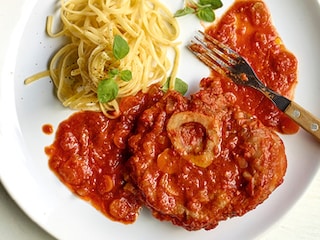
xmin=1 ymin=1 xmax=319 ymax=239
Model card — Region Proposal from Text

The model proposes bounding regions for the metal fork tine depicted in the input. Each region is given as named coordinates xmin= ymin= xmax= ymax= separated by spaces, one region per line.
xmin=189 ymin=31 xmax=242 ymax=77
xmin=199 ymin=31 xmax=239 ymax=61
xmin=188 ymin=43 xmax=226 ymax=75
xmin=189 ymin=40 xmax=230 ymax=75
xmin=196 ymin=31 xmax=238 ymax=66
xmin=193 ymin=37 xmax=231 ymax=69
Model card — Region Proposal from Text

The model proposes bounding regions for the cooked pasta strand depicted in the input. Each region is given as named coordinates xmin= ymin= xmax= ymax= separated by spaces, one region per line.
xmin=29 ymin=0 xmax=180 ymax=117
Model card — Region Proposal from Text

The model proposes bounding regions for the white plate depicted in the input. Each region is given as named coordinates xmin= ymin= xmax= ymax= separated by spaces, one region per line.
xmin=0 ymin=0 xmax=320 ymax=239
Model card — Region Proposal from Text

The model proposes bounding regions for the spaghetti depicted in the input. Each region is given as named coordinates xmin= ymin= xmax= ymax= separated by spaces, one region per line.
xmin=26 ymin=0 xmax=181 ymax=117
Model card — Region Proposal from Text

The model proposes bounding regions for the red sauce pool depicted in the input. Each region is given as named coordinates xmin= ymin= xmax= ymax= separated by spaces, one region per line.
xmin=206 ymin=0 xmax=299 ymax=134
xmin=45 ymin=86 xmax=163 ymax=223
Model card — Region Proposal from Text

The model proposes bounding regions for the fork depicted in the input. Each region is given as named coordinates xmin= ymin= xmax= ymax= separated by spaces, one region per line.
xmin=188 ymin=31 xmax=320 ymax=141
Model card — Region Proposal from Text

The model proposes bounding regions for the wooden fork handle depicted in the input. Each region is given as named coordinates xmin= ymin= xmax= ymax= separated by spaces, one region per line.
xmin=285 ymin=101 xmax=320 ymax=141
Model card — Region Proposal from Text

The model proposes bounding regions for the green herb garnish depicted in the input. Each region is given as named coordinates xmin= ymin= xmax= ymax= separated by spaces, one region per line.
xmin=119 ymin=70 xmax=132 ymax=82
xmin=113 ymin=35 xmax=130 ymax=60
xmin=174 ymin=0 xmax=223 ymax=22
xmin=162 ymin=77 xmax=189 ymax=95
xmin=97 ymin=78 xmax=119 ymax=103
xmin=97 ymin=35 xmax=132 ymax=103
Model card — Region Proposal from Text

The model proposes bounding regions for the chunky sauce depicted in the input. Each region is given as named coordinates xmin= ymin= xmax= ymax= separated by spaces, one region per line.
xmin=46 ymin=0 xmax=298 ymax=227
xmin=46 ymin=86 xmax=163 ymax=223
xmin=128 ymin=88 xmax=287 ymax=230
xmin=206 ymin=0 xmax=299 ymax=134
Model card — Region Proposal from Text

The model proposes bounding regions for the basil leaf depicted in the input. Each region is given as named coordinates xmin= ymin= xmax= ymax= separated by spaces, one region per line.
xmin=197 ymin=7 xmax=215 ymax=22
xmin=174 ymin=78 xmax=188 ymax=95
xmin=97 ymin=78 xmax=119 ymax=103
xmin=113 ymin=35 xmax=130 ymax=60
xmin=109 ymin=69 xmax=119 ymax=78
xmin=199 ymin=0 xmax=223 ymax=9
xmin=120 ymin=70 xmax=132 ymax=82
xmin=174 ymin=7 xmax=195 ymax=17
xmin=174 ymin=0 xmax=222 ymax=21
xmin=162 ymin=77 xmax=188 ymax=95
xmin=161 ymin=80 xmax=169 ymax=93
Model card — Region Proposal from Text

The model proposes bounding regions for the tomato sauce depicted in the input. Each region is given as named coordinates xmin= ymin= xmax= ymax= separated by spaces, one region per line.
xmin=46 ymin=86 xmax=163 ymax=223
xmin=42 ymin=124 xmax=54 ymax=135
xmin=45 ymin=0 xmax=299 ymax=226
xmin=128 ymin=89 xmax=287 ymax=230
xmin=205 ymin=0 xmax=299 ymax=134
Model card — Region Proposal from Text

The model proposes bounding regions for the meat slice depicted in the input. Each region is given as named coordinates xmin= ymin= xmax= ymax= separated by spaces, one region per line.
xmin=128 ymin=85 xmax=287 ymax=231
